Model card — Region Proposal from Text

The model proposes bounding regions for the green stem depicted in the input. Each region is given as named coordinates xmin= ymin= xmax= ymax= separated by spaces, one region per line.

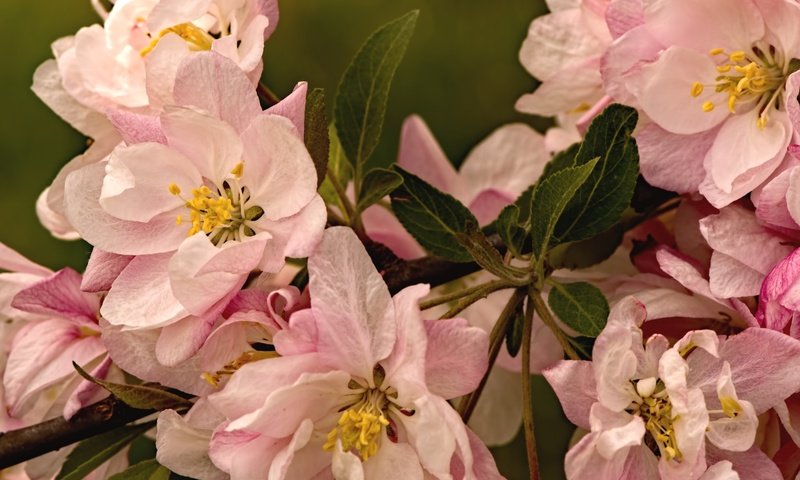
xmin=420 ymin=279 xmax=514 ymax=311
xmin=458 ymin=288 xmax=526 ymax=422
xmin=439 ymin=281 xmax=516 ymax=319
xmin=522 ymin=293 xmax=540 ymax=480
xmin=530 ymin=292 xmax=580 ymax=360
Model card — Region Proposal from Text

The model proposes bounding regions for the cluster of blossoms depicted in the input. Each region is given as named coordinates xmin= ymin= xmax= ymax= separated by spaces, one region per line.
xmin=4 ymin=0 xmax=800 ymax=479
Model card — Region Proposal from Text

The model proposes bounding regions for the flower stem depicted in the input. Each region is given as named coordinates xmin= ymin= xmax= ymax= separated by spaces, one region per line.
xmin=458 ymin=288 xmax=526 ymax=422
xmin=522 ymin=292 xmax=540 ymax=480
xmin=438 ymin=280 xmax=516 ymax=319
xmin=420 ymin=279 xmax=514 ymax=310
xmin=530 ymin=292 xmax=580 ymax=360
xmin=257 ymin=82 xmax=280 ymax=106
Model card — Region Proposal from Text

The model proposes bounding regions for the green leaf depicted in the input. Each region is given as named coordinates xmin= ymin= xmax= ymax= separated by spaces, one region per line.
xmin=73 ymin=363 xmax=191 ymax=411
xmin=390 ymin=167 xmax=477 ymax=262
xmin=318 ymin=124 xmax=352 ymax=207
xmin=304 ymin=88 xmax=329 ymax=188
xmin=547 ymin=281 xmax=609 ymax=338
xmin=505 ymin=303 xmax=525 ymax=358
xmin=356 ymin=168 xmax=403 ymax=213
xmin=495 ymin=204 xmax=526 ymax=257
xmin=57 ymin=422 xmax=155 ymax=480
xmin=455 ymin=228 xmax=526 ymax=282
xmin=109 ymin=460 xmax=170 ymax=480
xmin=553 ymin=104 xmax=639 ymax=243
xmin=540 ymin=142 xmax=580 ymax=180
xmin=530 ymin=160 xmax=598 ymax=259
xmin=334 ymin=10 xmax=419 ymax=173
xmin=548 ymin=224 xmax=624 ymax=270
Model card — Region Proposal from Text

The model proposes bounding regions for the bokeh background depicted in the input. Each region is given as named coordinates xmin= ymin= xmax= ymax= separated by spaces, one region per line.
xmin=0 ymin=1 xmax=575 ymax=478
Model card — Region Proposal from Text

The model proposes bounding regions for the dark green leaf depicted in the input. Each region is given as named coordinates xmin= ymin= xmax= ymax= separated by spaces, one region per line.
xmin=505 ymin=303 xmax=525 ymax=358
xmin=290 ymin=265 xmax=309 ymax=291
xmin=530 ymin=160 xmax=598 ymax=258
xmin=495 ymin=204 xmax=527 ymax=257
xmin=631 ymin=176 xmax=677 ymax=213
xmin=569 ymin=336 xmax=597 ymax=361
xmin=390 ymin=167 xmax=477 ymax=262
xmin=73 ymin=363 xmax=191 ymax=411
xmin=57 ymin=422 xmax=155 ymax=480
xmin=356 ymin=168 xmax=403 ymax=213
xmin=540 ymin=142 xmax=580 ymax=180
xmin=109 ymin=459 xmax=170 ymax=480
xmin=547 ymin=281 xmax=609 ymax=338
xmin=548 ymin=224 xmax=624 ymax=270
xmin=334 ymin=10 xmax=419 ymax=171
xmin=304 ymin=88 xmax=329 ymax=188
xmin=553 ymin=104 xmax=639 ymax=243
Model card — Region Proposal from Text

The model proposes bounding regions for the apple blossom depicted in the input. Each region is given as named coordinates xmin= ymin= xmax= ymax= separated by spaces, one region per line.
xmin=544 ymin=296 xmax=800 ymax=479
xmin=157 ymin=227 xmax=501 ymax=479
xmin=605 ymin=0 xmax=800 ymax=206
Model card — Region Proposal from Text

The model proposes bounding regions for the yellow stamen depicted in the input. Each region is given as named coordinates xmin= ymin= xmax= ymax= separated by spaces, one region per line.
xmin=709 ymin=47 xmax=725 ymax=56
xmin=690 ymin=82 xmax=704 ymax=97
xmin=168 ymin=183 xmax=181 ymax=196
xmin=141 ymin=23 xmax=214 ymax=57
xmin=721 ymin=397 xmax=743 ymax=418
xmin=729 ymin=50 xmax=747 ymax=63
xmin=702 ymin=101 xmax=715 ymax=112
xmin=230 ymin=162 xmax=244 ymax=178
xmin=323 ymin=407 xmax=390 ymax=462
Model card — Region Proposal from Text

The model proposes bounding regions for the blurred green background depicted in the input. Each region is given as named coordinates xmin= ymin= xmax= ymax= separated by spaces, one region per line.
xmin=0 ymin=1 xmax=573 ymax=478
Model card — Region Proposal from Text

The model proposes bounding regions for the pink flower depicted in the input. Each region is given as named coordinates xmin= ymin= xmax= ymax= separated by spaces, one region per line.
xmin=32 ymin=0 xmax=276 ymax=125
xmin=605 ymin=0 xmax=800 ymax=206
xmin=158 ymin=227 xmax=501 ymax=479
xmin=544 ymin=297 xmax=800 ymax=479
xmin=516 ymin=0 xmax=612 ymax=119
xmin=62 ymin=53 xmax=325 ymax=348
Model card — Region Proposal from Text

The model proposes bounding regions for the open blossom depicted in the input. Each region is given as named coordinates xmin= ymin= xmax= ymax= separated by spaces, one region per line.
xmin=61 ymin=52 xmax=325 ymax=357
xmin=544 ymin=297 xmax=800 ymax=479
xmin=156 ymin=227 xmax=501 ymax=479
xmin=605 ymin=0 xmax=800 ymax=206
xmin=32 ymin=0 xmax=277 ymax=139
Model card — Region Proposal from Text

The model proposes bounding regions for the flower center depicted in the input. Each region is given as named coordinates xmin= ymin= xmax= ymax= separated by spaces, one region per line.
xmin=168 ymin=163 xmax=264 ymax=245
xmin=627 ymin=377 xmax=681 ymax=462
xmin=692 ymin=45 xmax=796 ymax=129
xmin=140 ymin=22 xmax=214 ymax=57
xmin=201 ymin=349 xmax=277 ymax=388
xmin=324 ymin=388 xmax=390 ymax=462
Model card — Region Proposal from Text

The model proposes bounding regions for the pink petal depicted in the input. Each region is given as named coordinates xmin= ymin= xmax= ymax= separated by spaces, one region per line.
xmin=362 ymin=204 xmax=425 ymax=260
xmin=101 ymin=253 xmax=188 ymax=329
xmin=542 ymin=360 xmax=596 ymax=430
xmin=424 ymin=317 xmax=488 ymax=400
xmin=705 ymin=443 xmax=782 ymax=480
xmin=169 ymin=233 xmax=267 ymax=317
xmin=63 ymin=356 xmax=111 ymax=420
xmin=241 ymin=114 xmax=319 ymax=221
xmin=81 ymin=249 xmax=133 ymax=293
xmin=12 ymin=268 xmax=99 ymax=323
xmin=155 ymin=315 xmax=216 ymax=367
xmin=173 ymin=52 xmax=262 ymax=134
xmin=308 ymin=227 xmax=396 ymax=380
xmin=397 ymin=116 xmax=461 ymax=195
xmin=273 ymin=309 xmax=318 ymax=356
xmin=156 ymin=408 xmax=227 ymax=480
xmin=605 ymin=0 xmax=644 ymax=38
xmin=250 ymin=196 xmax=326 ymax=268
xmin=107 ymin=110 xmax=167 ymax=145
xmin=0 ymin=243 xmax=51 ymax=277
xmin=635 ymin=122 xmax=712 ymax=193
xmin=362 ymin=433 xmax=423 ymax=479
xmin=264 ymin=82 xmax=307 ymax=138
xmin=756 ymin=248 xmax=800 ymax=332
xmin=65 ymin=162 xmax=188 ymax=255
xmin=719 ymin=327 xmax=800 ymax=413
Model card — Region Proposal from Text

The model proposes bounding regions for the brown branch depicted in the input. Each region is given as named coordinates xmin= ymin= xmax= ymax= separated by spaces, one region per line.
xmin=0 ymin=396 xmax=154 ymax=469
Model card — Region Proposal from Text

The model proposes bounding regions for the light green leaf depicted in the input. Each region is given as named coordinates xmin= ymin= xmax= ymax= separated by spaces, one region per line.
xmin=56 ymin=422 xmax=155 ymax=480
xmin=108 ymin=460 xmax=170 ymax=480
xmin=530 ymin=160 xmax=598 ymax=259
xmin=318 ymin=124 xmax=352 ymax=207
xmin=390 ymin=167 xmax=477 ymax=262
xmin=547 ymin=281 xmax=609 ymax=338
xmin=304 ymin=88 xmax=329 ymax=187
xmin=356 ymin=168 xmax=403 ymax=213
xmin=334 ymin=11 xmax=419 ymax=175
xmin=548 ymin=224 xmax=624 ymax=270
xmin=73 ymin=363 xmax=191 ymax=411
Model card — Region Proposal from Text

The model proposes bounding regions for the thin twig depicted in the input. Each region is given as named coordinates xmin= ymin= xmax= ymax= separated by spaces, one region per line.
xmin=458 ymin=288 xmax=526 ymax=423
xmin=439 ymin=281 xmax=515 ymax=319
xmin=521 ymin=292 xmax=540 ymax=480
xmin=256 ymin=82 xmax=280 ymax=106
xmin=419 ymin=279 xmax=514 ymax=310
xmin=530 ymin=292 xmax=580 ymax=360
